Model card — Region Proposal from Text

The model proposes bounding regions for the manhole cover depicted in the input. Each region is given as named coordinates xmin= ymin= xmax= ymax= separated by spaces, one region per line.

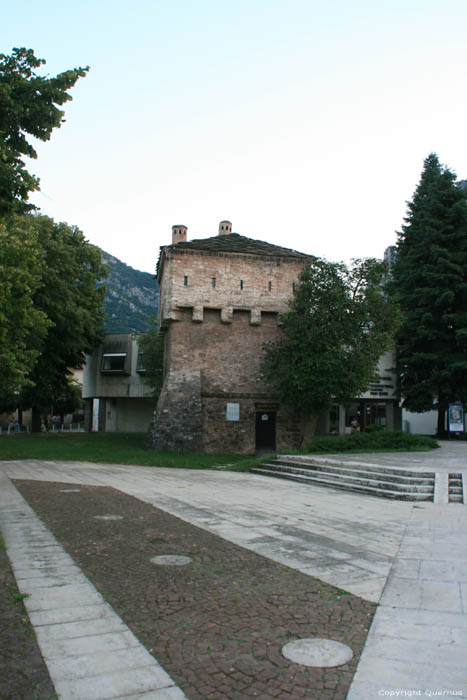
xmin=150 ymin=555 xmax=193 ymax=566
xmin=93 ymin=515 xmax=124 ymax=521
xmin=282 ymin=638 xmax=353 ymax=667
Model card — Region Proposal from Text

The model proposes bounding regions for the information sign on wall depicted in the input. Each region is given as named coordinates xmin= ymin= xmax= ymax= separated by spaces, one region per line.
xmin=226 ymin=403 xmax=240 ymax=421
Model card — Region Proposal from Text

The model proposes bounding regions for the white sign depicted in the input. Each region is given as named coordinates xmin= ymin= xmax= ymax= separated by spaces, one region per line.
xmin=226 ymin=403 xmax=240 ymax=421
xmin=448 ymin=403 xmax=464 ymax=432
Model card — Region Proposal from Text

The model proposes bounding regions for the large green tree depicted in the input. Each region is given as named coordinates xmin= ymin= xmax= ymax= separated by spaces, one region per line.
xmin=16 ymin=215 xmax=106 ymax=431
xmin=0 ymin=217 xmax=51 ymax=395
xmin=0 ymin=47 xmax=88 ymax=216
xmin=391 ymin=153 xmax=467 ymax=435
xmin=261 ymin=257 xmax=398 ymax=438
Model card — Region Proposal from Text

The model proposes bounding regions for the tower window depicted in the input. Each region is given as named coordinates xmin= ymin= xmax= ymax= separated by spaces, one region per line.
xmin=184 ymin=276 xmax=188 ymax=286
xmin=268 ymin=281 xmax=272 ymax=292
xmin=212 ymin=277 xmax=216 ymax=288
xmin=240 ymin=280 xmax=244 ymax=290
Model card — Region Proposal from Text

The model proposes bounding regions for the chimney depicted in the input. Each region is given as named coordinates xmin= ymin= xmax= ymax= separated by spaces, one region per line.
xmin=218 ymin=220 xmax=232 ymax=236
xmin=172 ymin=225 xmax=187 ymax=244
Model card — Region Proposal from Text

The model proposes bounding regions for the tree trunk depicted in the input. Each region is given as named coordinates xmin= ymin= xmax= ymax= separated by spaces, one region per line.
xmin=301 ymin=412 xmax=320 ymax=448
xmin=437 ymin=399 xmax=447 ymax=438
xmin=31 ymin=408 xmax=42 ymax=433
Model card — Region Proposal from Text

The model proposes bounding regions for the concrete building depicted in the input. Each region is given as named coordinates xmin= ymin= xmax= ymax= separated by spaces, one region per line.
xmin=83 ymin=333 xmax=153 ymax=432
xmin=146 ymin=222 xmax=401 ymax=454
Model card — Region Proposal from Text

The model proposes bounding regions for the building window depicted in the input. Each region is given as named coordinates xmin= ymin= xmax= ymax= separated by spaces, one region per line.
xmin=101 ymin=353 xmax=127 ymax=373
xmin=240 ymin=280 xmax=244 ymax=290
xmin=184 ymin=276 xmax=188 ymax=286
xmin=292 ymin=282 xmax=296 ymax=293
xmin=268 ymin=281 xmax=272 ymax=291
xmin=212 ymin=277 xmax=216 ymax=288
xmin=136 ymin=351 xmax=146 ymax=374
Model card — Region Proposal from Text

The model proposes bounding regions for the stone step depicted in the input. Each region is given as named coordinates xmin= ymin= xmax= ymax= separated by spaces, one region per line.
xmin=448 ymin=473 xmax=464 ymax=503
xmin=274 ymin=457 xmax=435 ymax=480
xmin=250 ymin=466 xmax=433 ymax=501
xmin=261 ymin=460 xmax=435 ymax=491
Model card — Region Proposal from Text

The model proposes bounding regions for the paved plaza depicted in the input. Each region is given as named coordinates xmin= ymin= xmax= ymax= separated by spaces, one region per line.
xmin=1 ymin=442 xmax=467 ymax=698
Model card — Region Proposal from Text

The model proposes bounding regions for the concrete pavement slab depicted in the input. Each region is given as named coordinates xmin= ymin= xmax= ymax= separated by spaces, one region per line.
xmin=0 ymin=473 xmax=187 ymax=700
xmin=2 ymin=442 xmax=467 ymax=697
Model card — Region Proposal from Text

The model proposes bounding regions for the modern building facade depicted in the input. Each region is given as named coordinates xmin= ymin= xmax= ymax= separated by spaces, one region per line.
xmin=82 ymin=333 xmax=153 ymax=432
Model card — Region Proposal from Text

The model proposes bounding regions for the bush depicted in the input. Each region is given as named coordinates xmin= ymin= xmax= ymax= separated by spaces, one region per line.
xmin=307 ymin=431 xmax=439 ymax=453
xmin=364 ymin=423 xmax=385 ymax=433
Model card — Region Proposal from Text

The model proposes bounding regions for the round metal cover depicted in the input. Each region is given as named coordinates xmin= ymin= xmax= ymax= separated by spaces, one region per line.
xmin=282 ymin=638 xmax=353 ymax=667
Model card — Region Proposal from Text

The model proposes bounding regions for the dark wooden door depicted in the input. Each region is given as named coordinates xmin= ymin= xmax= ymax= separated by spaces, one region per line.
xmin=256 ymin=411 xmax=276 ymax=449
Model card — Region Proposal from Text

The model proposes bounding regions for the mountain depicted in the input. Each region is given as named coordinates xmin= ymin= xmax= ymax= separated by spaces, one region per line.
xmin=100 ymin=251 xmax=159 ymax=334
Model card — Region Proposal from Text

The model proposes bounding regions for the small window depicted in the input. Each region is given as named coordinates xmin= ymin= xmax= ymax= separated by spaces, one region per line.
xmin=101 ymin=353 xmax=127 ymax=373
xmin=212 ymin=277 xmax=216 ymax=288
xmin=136 ymin=351 xmax=146 ymax=374
xmin=268 ymin=281 xmax=272 ymax=292
xmin=184 ymin=276 xmax=188 ymax=286
xmin=240 ymin=280 xmax=244 ymax=290
xmin=292 ymin=282 xmax=296 ymax=292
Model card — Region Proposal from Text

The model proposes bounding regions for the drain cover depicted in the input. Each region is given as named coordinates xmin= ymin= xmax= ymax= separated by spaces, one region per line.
xmin=150 ymin=555 xmax=193 ymax=566
xmin=282 ymin=638 xmax=353 ymax=667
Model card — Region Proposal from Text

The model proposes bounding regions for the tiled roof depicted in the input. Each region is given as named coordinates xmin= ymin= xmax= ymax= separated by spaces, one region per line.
xmin=168 ymin=233 xmax=310 ymax=259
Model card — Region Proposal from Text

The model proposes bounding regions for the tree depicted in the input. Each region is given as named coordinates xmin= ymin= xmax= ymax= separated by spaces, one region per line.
xmin=16 ymin=215 xmax=107 ymax=431
xmin=0 ymin=47 xmax=88 ymax=217
xmin=261 ymin=257 xmax=398 ymax=438
xmin=0 ymin=217 xmax=51 ymax=396
xmin=390 ymin=153 xmax=467 ymax=435
xmin=51 ymin=378 xmax=83 ymax=427
xmin=137 ymin=319 xmax=164 ymax=401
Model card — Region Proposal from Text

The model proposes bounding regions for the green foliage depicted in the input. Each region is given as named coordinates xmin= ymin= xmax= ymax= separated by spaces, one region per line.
xmin=261 ymin=257 xmax=399 ymax=422
xmin=0 ymin=217 xmax=51 ymax=395
xmin=10 ymin=215 xmax=107 ymax=425
xmin=0 ymin=47 xmax=88 ymax=216
xmin=390 ymin=153 xmax=467 ymax=434
xmin=137 ymin=319 xmax=164 ymax=400
xmin=50 ymin=378 xmax=83 ymax=420
xmin=307 ymin=431 xmax=439 ymax=453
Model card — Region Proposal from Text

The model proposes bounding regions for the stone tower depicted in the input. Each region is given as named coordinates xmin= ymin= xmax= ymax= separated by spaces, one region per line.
xmin=146 ymin=221 xmax=312 ymax=454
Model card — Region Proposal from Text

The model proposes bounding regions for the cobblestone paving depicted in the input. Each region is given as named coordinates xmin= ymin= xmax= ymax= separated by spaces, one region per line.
xmin=14 ymin=480 xmax=376 ymax=700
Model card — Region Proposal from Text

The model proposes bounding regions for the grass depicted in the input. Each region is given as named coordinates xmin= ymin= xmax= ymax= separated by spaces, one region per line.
xmin=0 ymin=432 xmax=265 ymax=471
xmin=0 ymin=429 xmax=439 ymax=471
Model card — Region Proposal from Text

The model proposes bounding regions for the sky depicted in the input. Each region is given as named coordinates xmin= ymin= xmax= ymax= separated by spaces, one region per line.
xmin=3 ymin=0 xmax=467 ymax=273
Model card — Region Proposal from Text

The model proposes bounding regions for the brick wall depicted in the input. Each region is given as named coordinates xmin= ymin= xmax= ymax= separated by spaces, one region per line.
xmin=159 ymin=249 xmax=305 ymax=325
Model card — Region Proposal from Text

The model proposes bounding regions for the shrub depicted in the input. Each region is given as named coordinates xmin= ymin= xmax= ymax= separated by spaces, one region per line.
xmin=307 ymin=431 xmax=438 ymax=453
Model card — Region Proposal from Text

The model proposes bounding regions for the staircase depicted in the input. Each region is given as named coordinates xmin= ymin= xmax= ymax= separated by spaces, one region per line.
xmin=449 ymin=473 xmax=464 ymax=503
xmin=251 ymin=456 xmax=437 ymax=501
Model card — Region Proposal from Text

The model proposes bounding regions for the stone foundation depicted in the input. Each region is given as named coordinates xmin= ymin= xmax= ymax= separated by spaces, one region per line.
xmin=146 ymin=370 xmax=202 ymax=452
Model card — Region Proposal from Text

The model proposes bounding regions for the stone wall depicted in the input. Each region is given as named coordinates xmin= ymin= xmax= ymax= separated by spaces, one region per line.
xmin=147 ymin=242 xmax=313 ymax=453
xmin=202 ymin=397 xmax=312 ymax=454
xmin=167 ymin=308 xmax=279 ymax=394
xmin=146 ymin=369 xmax=202 ymax=452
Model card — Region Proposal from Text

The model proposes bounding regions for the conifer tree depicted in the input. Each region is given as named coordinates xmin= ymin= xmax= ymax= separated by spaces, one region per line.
xmin=391 ymin=153 xmax=467 ymax=435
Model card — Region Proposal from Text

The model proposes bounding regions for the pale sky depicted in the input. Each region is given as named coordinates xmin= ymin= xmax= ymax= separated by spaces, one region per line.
xmin=3 ymin=0 xmax=467 ymax=273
